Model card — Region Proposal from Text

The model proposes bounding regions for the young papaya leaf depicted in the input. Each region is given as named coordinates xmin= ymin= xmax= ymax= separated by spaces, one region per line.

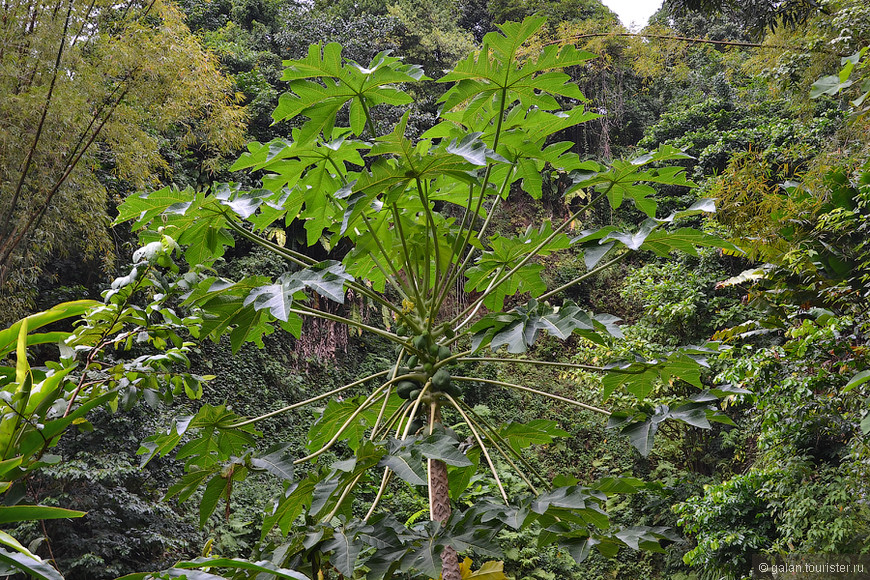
xmin=273 ymin=44 xmax=420 ymax=142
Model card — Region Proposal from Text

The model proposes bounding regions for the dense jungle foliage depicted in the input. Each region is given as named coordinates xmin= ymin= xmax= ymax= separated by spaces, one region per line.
xmin=1 ymin=0 xmax=870 ymax=579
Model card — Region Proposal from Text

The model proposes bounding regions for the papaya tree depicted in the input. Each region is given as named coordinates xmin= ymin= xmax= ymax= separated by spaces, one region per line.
xmin=116 ymin=17 xmax=736 ymax=580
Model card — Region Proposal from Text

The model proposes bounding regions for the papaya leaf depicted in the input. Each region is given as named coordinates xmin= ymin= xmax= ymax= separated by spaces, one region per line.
xmin=380 ymin=439 xmax=427 ymax=486
xmin=323 ymin=528 xmax=363 ymax=577
xmin=496 ymin=420 xmax=569 ymax=453
xmin=250 ymin=443 xmax=295 ymax=481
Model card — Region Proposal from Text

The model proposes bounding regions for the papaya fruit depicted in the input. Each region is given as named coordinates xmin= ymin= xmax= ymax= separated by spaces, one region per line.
xmin=396 ymin=380 xmax=418 ymax=399
xmin=432 ymin=368 xmax=451 ymax=390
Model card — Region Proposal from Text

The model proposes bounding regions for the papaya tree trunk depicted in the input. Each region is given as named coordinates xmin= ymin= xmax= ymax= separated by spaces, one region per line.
xmin=428 ymin=402 xmax=461 ymax=580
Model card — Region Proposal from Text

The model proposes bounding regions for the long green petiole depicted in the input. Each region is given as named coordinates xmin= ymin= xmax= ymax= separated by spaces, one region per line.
xmin=451 ymin=375 xmax=611 ymax=416
xmin=288 ymin=305 xmax=405 ymax=346
xmin=294 ymin=379 xmax=394 ymax=464
xmin=450 ymin=189 xmax=609 ymax=329
xmin=443 ymin=392 xmax=508 ymax=504
xmin=364 ymin=467 xmax=394 ymax=521
xmin=456 ymin=356 xmax=647 ymax=374
xmin=360 ymin=212 xmax=414 ymax=300
xmin=228 ymin=370 xmax=390 ymax=429
xmin=456 ymin=398 xmax=552 ymax=490
xmin=454 ymin=398 xmax=540 ymax=494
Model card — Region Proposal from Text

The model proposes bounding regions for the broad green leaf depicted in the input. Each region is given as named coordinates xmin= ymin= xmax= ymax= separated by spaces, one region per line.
xmin=497 ymin=420 xmax=569 ymax=453
xmin=468 ymin=559 xmax=509 ymax=579
xmin=273 ymin=44 xmax=422 ymax=142
xmin=251 ymin=444 xmax=295 ymax=481
xmin=0 ymin=505 xmax=85 ymax=524
xmin=174 ymin=557 xmax=310 ymax=580
xmin=614 ymin=526 xmax=677 ymax=552
xmin=263 ymin=474 xmax=318 ymax=537
xmin=307 ymin=398 xmax=371 ymax=453
xmin=844 ymin=370 xmax=870 ymax=393
xmin=381 ymin=438 xmax=427 ymax=485
xmin=418 ymin=433 xmax=473 ymax=467
xmin=114 ymin=186 xmax=198 ymax=229
xmin=470 ymin=300 xmax=614 ymax=354
xmin=0 ymin=300 xmax=98 ymax=358
xmin=323 ymin=529 xmax=363 ymax=577
xmin=0 ymin=547 xmax=64 ymax=580
xmin=811 ymin=74 xmax=853 ymax=99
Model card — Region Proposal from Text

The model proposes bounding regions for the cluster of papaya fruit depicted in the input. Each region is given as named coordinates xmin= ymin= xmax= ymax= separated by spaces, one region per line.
xmin=394 ymin=332 xmax=462 ymax=401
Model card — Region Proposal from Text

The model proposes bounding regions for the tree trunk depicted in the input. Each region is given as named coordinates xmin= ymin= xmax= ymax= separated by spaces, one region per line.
xmin=428 ymin=403 xmax=461 ymax=580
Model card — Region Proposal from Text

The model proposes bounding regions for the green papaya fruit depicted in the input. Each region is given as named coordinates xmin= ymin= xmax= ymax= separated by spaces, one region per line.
xmin=396 ymin=380 xmax=418 ymax=399
xmin=432 ymin=368 xmax=451 ymax=390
